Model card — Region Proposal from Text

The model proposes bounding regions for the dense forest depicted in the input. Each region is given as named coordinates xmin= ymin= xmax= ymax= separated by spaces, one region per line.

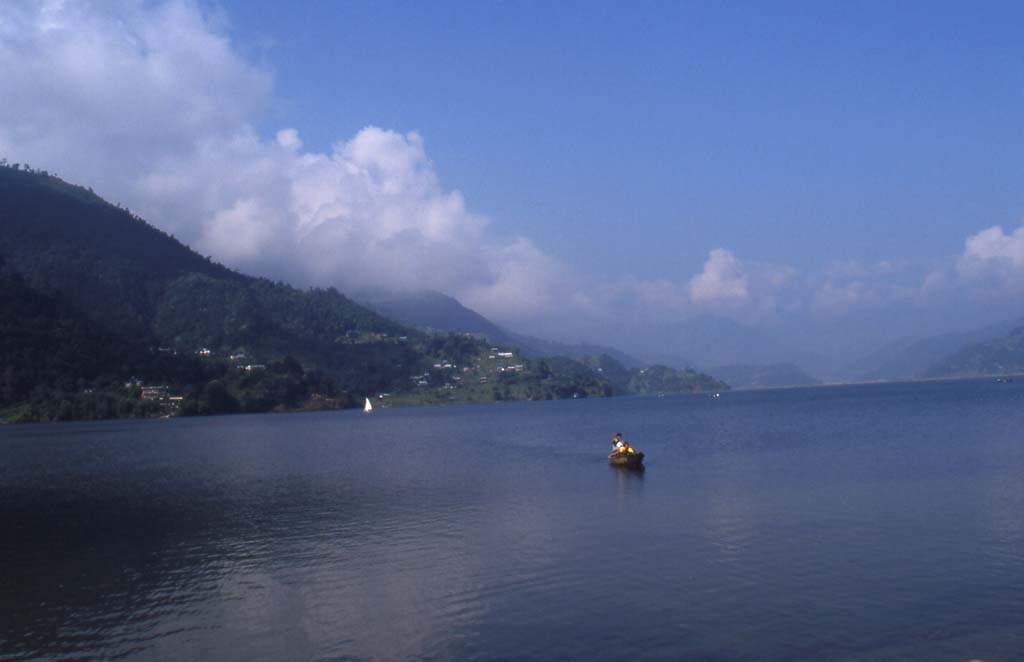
xmin=0 ymin=163 xmax=727 ymax=422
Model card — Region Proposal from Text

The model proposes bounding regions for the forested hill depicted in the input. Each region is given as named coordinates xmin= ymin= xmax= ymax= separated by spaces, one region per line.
xmin=0 ymin=164 xmax=418 ymax=420
xmin=0 ymin=166 xmax=236 ymax=337
xmin=0 ymin=165 xmax=407 ymax=350
xmin=0 ymin=164 xmax=724 ymax=422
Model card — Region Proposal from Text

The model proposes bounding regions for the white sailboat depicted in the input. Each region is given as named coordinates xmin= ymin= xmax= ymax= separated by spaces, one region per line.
xmin=364 ymin=397 xmax=373 ymax=413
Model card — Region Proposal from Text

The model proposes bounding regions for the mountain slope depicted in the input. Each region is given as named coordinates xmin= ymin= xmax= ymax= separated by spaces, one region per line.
xmin=361 ymin=290 xmax=510 ymax=339
xmin=708 ymin=363 xmax=821 ymax=389
xmin=0 ymin=257 xmax=140 ymax=400
xmin=628 ymin=365 xmax=728 ymax=394
xmin=577 ymin=354 xmax=728 ymax=395
xmin=0 ymin=167 xmax=404 ymax=349
xmin=926 ymin=326 xmax=1024 ymax=377
xmin=0 ymin=165 xmax=616 ymax=420
xmin=0 ymin=168 xmax=234 ymax=337
xmin=653 ymin=315 xmax=827 ymax=372
xmin=362 ymin=289 xmax=645 ymax=367
xmin=844 ymin=317 xmax=1024 ymax=380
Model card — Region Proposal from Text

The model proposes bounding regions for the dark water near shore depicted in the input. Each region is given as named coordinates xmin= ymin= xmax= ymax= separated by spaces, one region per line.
xmin=3 ymin=380 xmax=1024 ymax=661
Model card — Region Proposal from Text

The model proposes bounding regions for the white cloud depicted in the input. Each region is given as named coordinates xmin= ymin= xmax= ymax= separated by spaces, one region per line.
xmin=1 ymin=1 xmax=813 ymax=339
xmin=276 ymin=128 xmax=303 ymax=152
xmin=0 ymin=1 xmax=557 ymax=323
xmin=803 ymin=258 xmax=930 ymax=316
xmin=812 ymin=279 xmax=868 ymax=311
xmin=962 ymin=225 xmax=1024 ymax=266
xmin=688 ymin=248 xmax=749 ymax=304
xmin=950 ymin=224 xmax=1024 ymax=301
xmin=0 ymin=0 xmax=269 ymax=183
xmin=954 ymin=226 xmax=1024 ymax=291
xmin=5 ymin=1 xmax=1020 ymax=359
xmin=202 ymin=197 xmax=277 ymax=263
xmin=461 ymin=238 xmax=566 ymax=318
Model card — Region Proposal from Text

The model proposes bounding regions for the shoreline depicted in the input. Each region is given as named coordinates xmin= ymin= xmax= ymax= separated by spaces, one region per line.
xmin=727 ymin=372 xmax=1024 ymax=393
xmin=3 ymin=372 xmax=1022 ymax=426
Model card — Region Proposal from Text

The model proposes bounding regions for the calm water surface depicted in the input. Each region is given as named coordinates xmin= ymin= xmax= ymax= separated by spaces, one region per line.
xmin=3 ymin=380 xmax=1024 ymax=661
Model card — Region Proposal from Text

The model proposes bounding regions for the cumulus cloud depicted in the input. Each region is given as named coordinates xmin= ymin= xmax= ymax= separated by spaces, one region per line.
xmin=0 ymin=0 xmax=807 ymax=337
xmin=961 ymin=225 xmax=1024 ymax=267
xmin=0 ymin=1 xmax=931 ymax=339
xmin=276 ymin=128 xmax=302 ymax=152
xmin=807 ymin=259 xmax=921 ymax=314
xmin=0 ymin=0 xmax=270 ymax=184
xmin=688 ymin=248 xmax=749 ymax=304
xmin=460 ymin=238 xmax=567 ymax=318
xmin=0 ymin=1 xmax=558 ymax=322
xmin=6 ymin=0 xmax=1017 ymax=358
xmin=956 ymin=225 xmax=1024 ymax=295
xmin=812 ymin=279 xmax=869 ymax=311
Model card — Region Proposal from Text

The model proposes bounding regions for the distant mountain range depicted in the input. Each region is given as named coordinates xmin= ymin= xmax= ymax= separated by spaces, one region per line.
xmin=360 ymin=289 xmax=509 ymax=341
xmin=708 ymin=363 xmax=822 ymax=389
xmin=359 ymin=290 xmax=840 ymax=390
xmin=639 ymin=315 xmax=830 ymax=375
xmin=842 ymin=317 xmax=1024 ymax=381
xmin=361 ymin=289 xmax=645 ymax=368
xmin=926 ymin=325 xmax=1024 ymax=377
xmin=360 ymin=287 xmax=1024 ymax=388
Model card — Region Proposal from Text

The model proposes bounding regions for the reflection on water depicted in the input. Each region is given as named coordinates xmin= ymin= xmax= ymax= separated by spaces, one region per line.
xmin=3 ymin=380 xmax=1024 ymax=661
xmin=610 ymin=464 xmax=644 ymax=504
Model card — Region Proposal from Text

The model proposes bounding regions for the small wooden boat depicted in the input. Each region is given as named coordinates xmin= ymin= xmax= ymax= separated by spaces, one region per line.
xmin=609 ymin=449 xmax=645 ymax=468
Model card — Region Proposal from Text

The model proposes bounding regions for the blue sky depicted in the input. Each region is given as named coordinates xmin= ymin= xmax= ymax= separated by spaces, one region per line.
xmin=223 ymin=0 xmax=1024 ymax=276
xmin=3 ymin=1 xmax=1024 ymax=371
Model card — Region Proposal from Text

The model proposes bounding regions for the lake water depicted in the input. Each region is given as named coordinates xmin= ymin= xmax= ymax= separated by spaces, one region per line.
xmin=3 ymin=380 xmax=1024 ymax=661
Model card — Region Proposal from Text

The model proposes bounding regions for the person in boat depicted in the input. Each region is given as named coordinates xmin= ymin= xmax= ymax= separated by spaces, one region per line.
xmin=611 ymin=433 xmax=636 ymax=455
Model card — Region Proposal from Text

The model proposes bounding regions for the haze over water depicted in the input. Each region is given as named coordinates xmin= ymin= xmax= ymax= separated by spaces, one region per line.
xmin=3 ymin=380 xmax=1024 ymax=661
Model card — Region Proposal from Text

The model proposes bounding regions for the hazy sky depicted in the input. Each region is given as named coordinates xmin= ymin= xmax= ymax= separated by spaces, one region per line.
xmin=2 ymin=1 xmax=1024 ymax=368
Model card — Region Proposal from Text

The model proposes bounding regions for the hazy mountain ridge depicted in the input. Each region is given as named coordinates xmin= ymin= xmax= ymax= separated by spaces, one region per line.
xmin=362 ymin=291 xmax=724 ymax=394
xmin=361 ymin=290 xmax=512 ymax=341
xmin=650 ymin=315 xmax=832 ymax=376
xmin=843 ymin=317 xmax=1024 ymax=381
xmin=626 ymin=364 xmax=728 ymax=395
xmin=926 ymin=325 xmax=1024 ymax=377
xmin=362 ymin=289 xmax=645 ymax=367
xmin=708 ymin=363 xmax=821 ymax=389
xmin=576 ymin=354 xmax=729 ymax=395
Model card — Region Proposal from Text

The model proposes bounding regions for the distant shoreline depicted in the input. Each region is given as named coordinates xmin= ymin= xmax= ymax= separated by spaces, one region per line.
xmin=727 ymin=372 xmax=1024 ymax=393
xmin=4 ymin=373 xmax=1022 ymax=427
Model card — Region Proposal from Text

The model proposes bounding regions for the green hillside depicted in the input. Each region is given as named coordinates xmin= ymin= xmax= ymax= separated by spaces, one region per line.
xmin=0 ymin=164 xmax=727 ymax=422
xmin=0 ymin=165 xmax=616 ymax=421
xmin=627 ymin=364 xmax=728 ymax=394
xmin=580 ymin=354 xmax=729 ymax=395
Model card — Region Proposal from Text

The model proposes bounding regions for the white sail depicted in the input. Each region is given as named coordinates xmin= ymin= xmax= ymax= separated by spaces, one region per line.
xmin=364 ymin=397 xmax=373 ymax=413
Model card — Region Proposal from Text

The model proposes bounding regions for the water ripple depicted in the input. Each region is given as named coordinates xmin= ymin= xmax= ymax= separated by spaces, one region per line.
xmin=4 ymin=381 xmax=1024 ymax=661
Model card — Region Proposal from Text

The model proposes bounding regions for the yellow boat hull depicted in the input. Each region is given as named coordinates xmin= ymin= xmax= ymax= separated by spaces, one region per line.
xmin=609 ymin=451 xmax=644 ymax=468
